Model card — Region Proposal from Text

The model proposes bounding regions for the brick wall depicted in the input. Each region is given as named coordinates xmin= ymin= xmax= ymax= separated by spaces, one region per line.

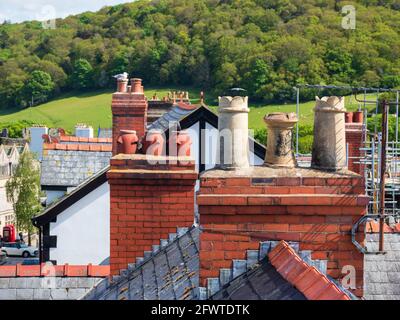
xmin=107 ymin=154 xmax=197 ymax=275
xmin=345 ymin=123 xmax=364 ymax=175
xmin=197 ymin=168 xmax=369 ymax=297
xmin=111 ymin=89 xmax=148 ymax=155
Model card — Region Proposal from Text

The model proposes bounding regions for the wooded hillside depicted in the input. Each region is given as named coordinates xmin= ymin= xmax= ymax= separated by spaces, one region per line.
xmin=0 ymin=0 xmax=399 ymax=109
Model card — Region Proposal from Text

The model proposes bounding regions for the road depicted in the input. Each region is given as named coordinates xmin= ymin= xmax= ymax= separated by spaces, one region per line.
xmin=0 ymin=256 xmax=37 ymax=265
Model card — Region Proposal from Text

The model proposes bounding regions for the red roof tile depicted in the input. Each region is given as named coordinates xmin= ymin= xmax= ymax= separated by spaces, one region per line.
xmin=0 ymin=264 xmax=109 ymax=278
xmin=366 ymin=220 xmax=400 ymax=233
xmin=44 ymin=143 xmax=112 ymax=152
xmin=59 ymin=136 xmax=112 ymax=144
xmin=268 ymin=241 xmax=350 ymax=300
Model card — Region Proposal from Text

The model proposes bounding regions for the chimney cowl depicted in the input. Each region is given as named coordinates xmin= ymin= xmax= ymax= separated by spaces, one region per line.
xmin=264 ymin=112 xmax=298 ymax=127
xmin=314 ymin=96 xmax=346 ymax=112
xmin=218 ymin=96 xmax=249 ymax=113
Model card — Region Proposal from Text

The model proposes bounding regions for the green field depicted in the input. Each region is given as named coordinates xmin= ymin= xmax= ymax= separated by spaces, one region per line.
xmin=0 ymin=88 xmax=376 ymax=134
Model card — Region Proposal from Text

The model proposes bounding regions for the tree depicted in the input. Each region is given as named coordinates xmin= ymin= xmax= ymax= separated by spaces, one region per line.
xmin=23 ymin=70 xmax=55 ymax=106
xmin=6 ymin=151 xmax=41 ymax=245
xmin=70 ymin=58 xmax=94 ymax=89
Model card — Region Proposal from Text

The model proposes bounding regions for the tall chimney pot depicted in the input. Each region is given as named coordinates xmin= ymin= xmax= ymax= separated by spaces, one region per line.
xmin=218 ymin=96 xmax=250 ymax=169
xmin=312 ymin=96 xmax=347 ymax=171
xmin=131 ymin=78 xmax=143 ymax=93
xmin=117 ymin=79 xmax=128 ymax=93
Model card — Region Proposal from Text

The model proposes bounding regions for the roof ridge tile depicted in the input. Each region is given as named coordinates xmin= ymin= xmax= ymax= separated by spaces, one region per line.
xmin=268 ymin=240 xmax=351 ymax=300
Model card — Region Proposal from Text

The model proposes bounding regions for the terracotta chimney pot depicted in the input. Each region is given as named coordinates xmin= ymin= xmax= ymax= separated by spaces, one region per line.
xmin=143 ymin=130 xmax=165 ymax=156
xmin=169 ymin=130 xmax=192 ymax=157
xmin=353 ymin=111 xmax=364 ymax=124
xmin=117 ymin=130 xmax=138 ymax=154
xmin=117 ymin=79 xmax=128 ymax=93
xmin=345 ymin=112 xmax=353 ymax=123
xmin=131 ymin=78 xmax=143 ymax=94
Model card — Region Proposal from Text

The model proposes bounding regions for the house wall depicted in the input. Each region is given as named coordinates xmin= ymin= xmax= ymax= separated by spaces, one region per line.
xmin=0 ymin=178 xmax=14 ymax=229
xmin=29 ymin=127 xmax=48 ymax=161
xmin=49 ymin=182 xmax=110 ymax=265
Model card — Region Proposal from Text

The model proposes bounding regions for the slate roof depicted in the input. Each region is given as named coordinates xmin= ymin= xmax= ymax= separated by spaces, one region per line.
xmin=147 ymin=102 xmax=197 ymax=132
xmin=209 ymin=258 xmax=306 ymax=300
xmin=147 ymin=100 xmax=174 ymax=124
xmin=364 ymin=231 xmax=400 ymax=300
xmin=84 ymin=228 xmax=353 ymax=301
xmin=84 ymin=227 xmax=200 ymax=300
xmin=41 ymin=149 xmax=111 ymax=187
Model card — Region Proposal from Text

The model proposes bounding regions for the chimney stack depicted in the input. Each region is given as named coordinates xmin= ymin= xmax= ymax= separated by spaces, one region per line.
xmin=111 ymin=78 xmax=148 ymax=155
xmin=264 ymin=112 xmax=298 ymax=168
xmin=218 ymin=96 xmax=250 ymax=169
xmin=312 ymin=96 xmax=347 ymax=171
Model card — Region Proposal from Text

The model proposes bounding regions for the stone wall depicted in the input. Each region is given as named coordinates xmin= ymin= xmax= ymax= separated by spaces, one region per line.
xmin=0 ymin=277 xmax=102 ymax=300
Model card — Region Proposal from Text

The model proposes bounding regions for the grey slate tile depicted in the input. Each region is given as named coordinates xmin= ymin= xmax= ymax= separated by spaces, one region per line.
xmin=87 ymin=227 xmax=200 ymax=300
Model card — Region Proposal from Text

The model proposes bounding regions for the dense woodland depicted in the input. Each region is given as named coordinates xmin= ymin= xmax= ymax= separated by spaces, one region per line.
xmin=0 ymin=0 xmax=400 ymax=109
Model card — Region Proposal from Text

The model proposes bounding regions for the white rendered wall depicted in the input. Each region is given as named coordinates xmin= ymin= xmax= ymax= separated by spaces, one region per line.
xmin=29 ymin=127 xmax=48 ymax=161
xmin=49 ymin=182 xmax=110 ymax=265
xmin=75 ymin=127 xmax=94 ymax=138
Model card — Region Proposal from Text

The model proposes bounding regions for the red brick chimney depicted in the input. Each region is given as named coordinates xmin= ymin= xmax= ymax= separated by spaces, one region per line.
xmin=198 ymin=101 xmax=369 ymax=298
xmin=198 ymin=171 xmax=368 ymax=297
xmin=111 ymin=78 xmax=148 ymax=155
xmin=345 ymin=112 xmax=365 ymax=175
xmin=107 ymin=154 xmax=197 ymax=275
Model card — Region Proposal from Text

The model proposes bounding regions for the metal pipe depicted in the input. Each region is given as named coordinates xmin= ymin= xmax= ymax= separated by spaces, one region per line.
xmin=379 ymin=101 xmax=388 ymax=252
xmin=297 ymin=84 xmax=399 ymax=93
xmin=296 ymin=87 xmax=299 ymax=156
xmin=396 ymin=91 xmax=399 ymax=143
xmin=38 ymin=225 xmax=42 ymax=265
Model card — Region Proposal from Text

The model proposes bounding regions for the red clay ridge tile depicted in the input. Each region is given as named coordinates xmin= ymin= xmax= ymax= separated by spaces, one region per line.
xmin=366 ymin=221 xmax=400 ymax=233
xmin=268 ymin=240 xmax=350 ymax=300
xmin=59 ymin=136 xmax=112 ymax=144
xmin=0 ymin=265 xmax=110 ymax=277
xmin=44 ymin=143 xmax=111 ymax=152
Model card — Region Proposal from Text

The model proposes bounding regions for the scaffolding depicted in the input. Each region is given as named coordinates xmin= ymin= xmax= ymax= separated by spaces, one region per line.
xmin=294 ymin=84 xmax=400 ymax=253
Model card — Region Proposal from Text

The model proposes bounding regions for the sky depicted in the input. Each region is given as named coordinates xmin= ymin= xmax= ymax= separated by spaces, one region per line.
xmin=0 ymin=0 xmax=131 ymax=23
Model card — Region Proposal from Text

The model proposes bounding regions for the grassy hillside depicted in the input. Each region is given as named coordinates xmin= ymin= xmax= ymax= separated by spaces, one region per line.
xmin=0 ymin=87 xmax=200 ymax=134
xmin=0 ymin=88 xmax=372 ymax=134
